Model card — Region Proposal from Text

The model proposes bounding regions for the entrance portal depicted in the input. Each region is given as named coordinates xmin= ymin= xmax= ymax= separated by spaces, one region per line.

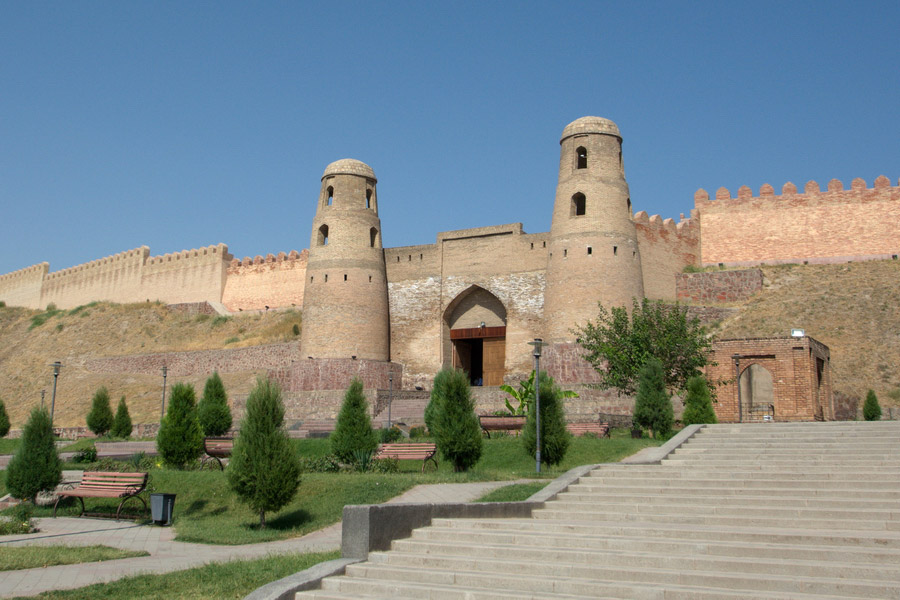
xmin=444 ymin=286 xmax=507 ymax=386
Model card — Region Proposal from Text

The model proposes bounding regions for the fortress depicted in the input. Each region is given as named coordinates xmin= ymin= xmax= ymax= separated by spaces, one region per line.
xmin=2 ymin=116 xmax=898 ymax=422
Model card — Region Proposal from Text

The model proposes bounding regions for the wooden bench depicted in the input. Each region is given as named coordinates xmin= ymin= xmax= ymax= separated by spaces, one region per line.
xmin=53 ymin=471 xmax=149 ymax=520
xmin=566 ymin=422 xmax=611 ymax=438
xmin=478 ymin=415 xmax=526 ymax=438
xmin=374 ymin=443 xmax=438 ymax=473
xmin=201 ymin=437 xmax=234 ymax=470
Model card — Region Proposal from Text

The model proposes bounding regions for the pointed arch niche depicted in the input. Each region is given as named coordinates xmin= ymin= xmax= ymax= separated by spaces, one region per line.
xmin=442 ymin=286 xmax=507 ymax=386
xmin=739 ymin=363 xmax=774 ymax=421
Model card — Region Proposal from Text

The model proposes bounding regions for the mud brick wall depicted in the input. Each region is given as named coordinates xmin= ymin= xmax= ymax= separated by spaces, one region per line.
xmin=676 ymin=269 xmax=763 ymax=304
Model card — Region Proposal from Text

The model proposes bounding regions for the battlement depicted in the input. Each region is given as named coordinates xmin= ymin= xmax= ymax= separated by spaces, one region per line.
xmin=228 ymin=249 xmax=306 ymax=272
xmin=145 ymin=243 xmax=231 ymax=267
xmin=632 ymin=211 xmax=697 ymax=236
xmin=43 ymin=247 xmax=149 ymax=281
xmin=0 ymin=262 xmax=49 ymax=284
xmin=694 ymin=175 xmax=897 ymax=208
xmin=436 ymin=223 xmax=524 ymax=243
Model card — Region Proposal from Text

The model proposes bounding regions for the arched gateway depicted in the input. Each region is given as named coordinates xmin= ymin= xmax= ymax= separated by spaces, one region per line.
xmin=442 ymin=286 xmax=507 ymax=386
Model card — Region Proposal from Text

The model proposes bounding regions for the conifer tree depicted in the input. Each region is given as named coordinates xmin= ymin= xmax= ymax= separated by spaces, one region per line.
xmin=111 ymin=396 xmax=133 ymax=438
xmin=227 ymin=377 xmax=301 ymax=528
xmin=198 ymin=371 xmax=233 ymax=436
xmin=430 ymin=368 xmax=482 ymax=472
xmin=863 ymin=389 xmax=882 ymax=421
xmin=330 ymin=378 xmax=377 ymax=463
xmin=0 ymin=398 xmax=10 ymax=438
xmin=522 ymin=372 xmax=571 ymax=467
xmin=156 ymin=383 xmax=204 ymax=468
xmin=681 ymin=375 xmax=718 ymax=426
xmin=6 ymin=407 xmax=61 ymax=502
xmin=86 ymin=386 xmax=114 ymax=437
xmin=633 ymin=357 xmax=674 ymax=439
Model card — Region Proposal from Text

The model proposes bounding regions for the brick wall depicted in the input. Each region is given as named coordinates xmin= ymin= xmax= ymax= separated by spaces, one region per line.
xmin=676 ymin=269 xmax=763 ymax=304
xmin=635 ymin=212 xmax=700 ymax=300
xmin=222 ymin=250 xmax=307 ymax=311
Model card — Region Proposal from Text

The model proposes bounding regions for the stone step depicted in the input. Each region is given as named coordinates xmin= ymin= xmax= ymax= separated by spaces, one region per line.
xmin=557 ymin=491 xmax=900 ymax=509
xmin=582 ymin=474 xmax=900 ymax=486
xmin=661 ymin=459 xmax=900 ymax=468
xmin=586 ymin=468 xmax=900 ymax=480
xmin=565 ymin=484 xmax=900 ymax=500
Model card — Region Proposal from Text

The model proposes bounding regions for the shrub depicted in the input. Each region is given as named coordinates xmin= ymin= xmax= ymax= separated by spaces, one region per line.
xmin=863 ymin=389 xmax=882 ymax=421
xmin=378 ymin=427 xmax=403 ymax=444
xmin=681 ymin=375 xmax=718 ymax=426
xmin=111 ymin=396 xmax=133 ymax=438
xmin=156 ymin=383 xmax=204 ymax=469
xmin=6 ymin=407 xmax=61 ymax=502
xmin=227 ymin=377 xmax=301 ymax=527
xmin=0 ymin=502 xmax=34 ymax=535
xmin=430 ymin=368 xmax=482 ymax=472
xmin=0 ymin=300 xmax=5 ymax=308
xmin=522 ymin=372 xmax=571 ymax=467
xmin=86 ymin=387 xmax=114 ymax=437
xmin=72 ymin=444 xmax=98 ymax=463
xmin=408 ymin=426 xmax=426 ymax=439
xmin=198 ymin=372 xmax=233 ymax=436
xmin=330 ymin=379 xmax=377 ymax=463
xmin=297 ymin=454 xmax=341 ymax=473
xmin=633 ymin=357 xmax=674 ymax=439
xmin=292 ymin=323 xmax=300 ymax=336
xmin=0 ymin=398 xmax=10 ymax=438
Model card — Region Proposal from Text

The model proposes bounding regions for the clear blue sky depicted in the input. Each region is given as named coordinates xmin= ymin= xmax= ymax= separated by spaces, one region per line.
xmin=2 ymin=1 xmax=898 ymax=275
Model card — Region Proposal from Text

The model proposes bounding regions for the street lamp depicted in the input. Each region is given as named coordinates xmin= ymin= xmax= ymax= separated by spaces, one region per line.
xmin=387 ymin=371 xmax=393 ymax=429
xmin=49 ymin=362 xmax=62 ymax=427
xmin=528 ymin=338 xmax=547 ymax=473
xmin=40 ymin=389 xmax=46 ymax=410
xmin=732 ymin=354 xmax=742 ymax=423
xmin=160 ymin=365 xmax=168 ymax=423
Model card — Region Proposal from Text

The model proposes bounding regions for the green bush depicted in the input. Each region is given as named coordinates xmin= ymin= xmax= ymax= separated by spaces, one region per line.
xmin=0 ymin=502 xmax=34 ymax=535
xmin=330 ymin=379 xmax=378 ymax=463
xmin=111 ymin=396 xmax=133 ymax=438
xmin=522 ymin=372 xmax=571 ymax=467
xmin=6 ymin=407 xmax=61 ymax=502
xmin=297 ymin=454 xmax=341 ymax=473
xmin=72 ymin=444 xmax=98 ymax=463
xmin=378 ymin=427 xmax=403 ymax=444
xmin=863 ymin=389 xmax=882 ymax=421
xmin=430 ymin=368 xmax=482 ymax=472
xmin=292 ymin=323 xmax=300 ymax=336
xmin=0 ymin=398 xmax=10 ymax=438
xmin=156 ymin=383 xmax=204 ymax=469
xmin=681 ymin=375 xmax=718 ymax=426
xmin=86 ymin=387 xmax=114 ymax=437
xmin=633 ymin=357 xmax=674 ymax=439
xmin=227 ymin=377 xmax=301 ymax=527
xmin=198 ymin=372 xmax=233 ymax=436
xmin=409 ymin=426 xmax=426 ymax=439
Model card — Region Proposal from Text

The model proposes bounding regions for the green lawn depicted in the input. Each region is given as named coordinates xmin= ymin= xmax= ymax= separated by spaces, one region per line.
xmin=475 ymin=482 xmax=549 ymax=502
xmin=1 ymin=545 xmax=148 ymax=571
xmin=9 ymin=550 xmax=340 ymax=600
xmin=0 ymin=438 xmax=21 ymax=454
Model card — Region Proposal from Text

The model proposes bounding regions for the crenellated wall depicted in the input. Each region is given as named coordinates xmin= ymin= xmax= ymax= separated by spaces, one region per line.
xmin=0 ymin=262 xmax=48 ymax=309
xmin=222 ymin=250 xmax=308 ymax=312
xmin=141 ymin=244 xmax=232 ymax=305
xmin=695 ymin=176 xmax=900 ymax=266
xmin=633 ymin=211 xmax=700 ymax=300
xmin=41 ymin=247 xmax=149 ymax=309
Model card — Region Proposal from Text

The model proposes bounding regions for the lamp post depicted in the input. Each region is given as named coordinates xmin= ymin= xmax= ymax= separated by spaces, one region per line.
xmin=388 ymin=371 xmax=393 ymax=429
xmin=732 ymin=354 xmax=742 ymax=423
xmin=40 ymin=389 xmax=46 ymax=410
xmin=528 ymin=338 xmax=547 ymax=473
xmin=160 ymin=365 xmax=168 ymax=423
xmin=49 ymin=362 xmax=62 ymax=427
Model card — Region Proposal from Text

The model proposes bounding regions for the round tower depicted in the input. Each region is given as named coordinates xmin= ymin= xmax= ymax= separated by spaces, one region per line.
xmin=300 ymin=159 xmax=390 ymax=360
xmin=543 ymin=116 xmax=644 ymax=342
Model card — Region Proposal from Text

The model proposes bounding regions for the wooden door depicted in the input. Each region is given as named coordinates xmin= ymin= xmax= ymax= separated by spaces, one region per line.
xmin=482 ymin=337 xmax=506 ymax=386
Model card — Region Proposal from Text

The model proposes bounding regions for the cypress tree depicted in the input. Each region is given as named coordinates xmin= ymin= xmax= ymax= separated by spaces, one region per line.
xmin=6 ymin=407 xmax=61 ymax=502
xmin=86 ymin=386 xmax=114 ymax=437
xmin=111 ymin=396 xmax=133 ymax=438
xmin=0 ymin=398 xmax=10 ymax=438
xmin=330 ymin=378 xmax=377 ymax=463
xmin=227 ymin=377 xmax=301 ymax=528
xmin=681 ymin=375 xmax=718 ymax=426
xmin=522 ymin=372 xmax=571 ymax=467
xmin=197 ymin=371 xmax=233 ymax=436
xmin=633 ymin=357 xmax=674 ymax=439
xmin=156 ymin=383 xmax=204 ymax=468
xmin=863 ymin=389 xmax=882 ymax=421
xmin=431 ymin=368 xmax=482 ymax=472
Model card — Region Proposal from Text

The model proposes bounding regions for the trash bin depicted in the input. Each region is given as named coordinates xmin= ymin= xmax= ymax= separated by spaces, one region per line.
xmin=150 ymin=493 xmax=176 ymax=526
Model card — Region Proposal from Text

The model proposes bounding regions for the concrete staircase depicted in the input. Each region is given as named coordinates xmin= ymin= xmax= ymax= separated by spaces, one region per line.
xmin=297 ymin=421 xmax=900 ymax=599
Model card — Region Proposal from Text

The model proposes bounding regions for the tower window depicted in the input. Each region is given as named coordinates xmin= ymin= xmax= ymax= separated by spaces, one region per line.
xmin=326 ymin=186 xmax=334 ymax=206
xmin=530 ymin=242 xmax=534 ymax=250
xmin=324 ymin=274 xmax=328 ymax=282
xmin=571 ymin=193 xmax=586 ymax=217
xmin=627 ymin=198 xmax=632 ymax=215
xmin=369 ymin=275 xmax=372 ymax=282
xmin=344 ymin=274 xmax=347 ymax=281
xmin=613 ymin=246 xmax=618 ymax=256
xmin=576 ymin=146 xmax=587 ymax=169
xmin=310 ymin=276 xmax=313 ymax=283
xmin=318 ymin=224 xmax=329 ymax=246
xmin=366 ymin=189 xmax=373 ymax=209
xmin=564 ymin=249 xmax=568 ymax=258
xmin=370 ymin=227 xmax=378 ymax=248
xmin=587 ymin=246 xmax=592 ymax=255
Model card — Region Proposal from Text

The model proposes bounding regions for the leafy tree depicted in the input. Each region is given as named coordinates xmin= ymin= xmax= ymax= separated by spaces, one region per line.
xmin=111 ymin=396 xmax=133 ymax=438
xmin=522 ymin=372 xmax=571 ymax=466
xmin=575 ymin=298 xmax=714 ymax=396
xmin=633 ymin=357 xmax=674 ymax=439
xmin=430 ymin=368 xmax=482 ymax=472
xmin=198 ymin=371 xmax=233 ymax=436
xmin=0 ymin=398 xmax=10 ymax=438
xmin=227 ymin=377 xmax=301 ymax=527
xmin=6 ymin=407 xmax=61 ymax=502
xmin=863 ymin=389 xmax=882 ymax=421
xmin=86 ymin=386 xmax=114 ymax=437
xmin=156 ymin=383 xmax=204 ymax=468
xmin=500 ymin=370 xmax=579 ymax=416
xmin=681 ymin=375 xmax=718 ymax=426
xmin=330 ymin=378 xmax=377 ymax=463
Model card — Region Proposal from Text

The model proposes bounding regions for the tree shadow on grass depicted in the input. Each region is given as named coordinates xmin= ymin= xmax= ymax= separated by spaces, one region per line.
xmin=180 ymin=499 xmax=208 ymax=516
xmin=243 ymin=508 xmax=313 ymax=531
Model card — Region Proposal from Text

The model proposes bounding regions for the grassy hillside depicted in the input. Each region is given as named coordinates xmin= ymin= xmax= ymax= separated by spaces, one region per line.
xmin=0 ymin=302 xmax=301 ymax=428
xmin=712 ymin=260 xmax=900 ymax=408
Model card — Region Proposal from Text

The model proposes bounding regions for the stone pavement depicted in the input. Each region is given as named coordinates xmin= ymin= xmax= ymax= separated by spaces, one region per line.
xmin=0 ymin=479 xmax=533 ymax=598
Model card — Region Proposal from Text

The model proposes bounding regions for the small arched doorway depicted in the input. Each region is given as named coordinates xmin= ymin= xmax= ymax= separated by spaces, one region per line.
xmin=739 ymin=364 xmax=774 ymax=421
xmin=443 ymin=286 xmax=507 ymax=386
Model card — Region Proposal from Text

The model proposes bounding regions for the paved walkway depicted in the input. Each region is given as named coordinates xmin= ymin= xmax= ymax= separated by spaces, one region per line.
xmin=0 ymin=479 xmax=534 ymax=598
